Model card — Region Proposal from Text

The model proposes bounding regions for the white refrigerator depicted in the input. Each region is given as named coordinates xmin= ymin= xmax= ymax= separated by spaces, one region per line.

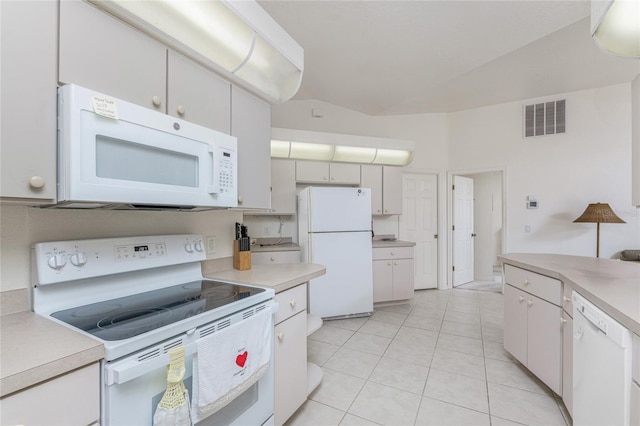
xmin=298 ymin=186 xmax=373 ymax=319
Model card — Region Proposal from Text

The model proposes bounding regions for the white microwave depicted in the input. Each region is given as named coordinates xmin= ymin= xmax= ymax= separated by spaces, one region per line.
xmin=55 ymin=84 xmax=238 ymax=210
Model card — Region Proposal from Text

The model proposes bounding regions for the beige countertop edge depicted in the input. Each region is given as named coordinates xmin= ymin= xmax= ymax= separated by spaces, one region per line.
xmin=204 ymin=263 xmax=326 ymax=293
xmin=372 ymin=240 xmax=416 ymax=248
xmin=499 ymin=253 xmax=640 ymax=336
xmin=0 ymin=311 xmax=104 ymax=398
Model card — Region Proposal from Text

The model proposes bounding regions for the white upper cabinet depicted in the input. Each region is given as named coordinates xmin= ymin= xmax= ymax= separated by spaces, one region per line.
xmin=167 ymin=50 xmax=231 ymax=134
xmin=231 ymin=86 xmax=272 ymax=210
xmin=382 ymin=166 xmax=403 ymax=215
xmin=59 ymin=0 xmax=167 ymax=111
xmin=269 ymin=159 xmax=297 ymax=215
xmin=296 ymin=161 xmax=360 ymax=185
xmin=360 ymin=165 xmax=403 ymax=215
xmin=361 ymin=165 xmax=383 ymax=214
xmin=1 ymin=1 xmax=57 ymax=203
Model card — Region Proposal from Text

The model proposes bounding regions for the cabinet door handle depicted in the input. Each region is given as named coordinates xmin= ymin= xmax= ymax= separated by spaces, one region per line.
xmin=527 ymin=300 xmax=533 ymax=307
xmin=560 ymin=317 xmax=568 ymax=324
xmin=289 ymin=300 xmax=296 ymax=308
xmin=523 ymin=279 xmax=530 ymax=285
xmin=177 ymin=105 xmax=186 ymax=115
xmin=270 ymin=257 xmax=275 ymax=262
xmin=394 ymin=262 xmax=398 ymax=266
xmin=563 ymin=296 xmax=571 ymax=302
xmin=387 ymin=261 xmax=392 ymax=266
xmin=518 ymin=296 xmax=525 ymax=303
xmin=277 ymin=332 xmax=284 ymax=341
xmin=152 ymin=96 xmax=162 ymax=107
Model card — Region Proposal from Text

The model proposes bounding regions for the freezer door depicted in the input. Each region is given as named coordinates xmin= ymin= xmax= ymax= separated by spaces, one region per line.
xmin=308 ymin=231 xmax=373 ymax=318
xmin=308 ymin=187 xmax=371 ymax=232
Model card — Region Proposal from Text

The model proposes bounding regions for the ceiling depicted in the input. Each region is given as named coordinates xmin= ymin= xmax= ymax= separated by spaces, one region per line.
xmin=258 ymin=0 xmax=640 ymax=115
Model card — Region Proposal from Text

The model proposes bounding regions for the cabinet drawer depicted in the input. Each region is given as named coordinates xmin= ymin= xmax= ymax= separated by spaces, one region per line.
xmin=252 ymin=251 xmax=300 ymax=265
xmin=0 ymin=363 xmax=100 ymax=426
xmin=274 ymin=284 xmax=307 ymax=324
xmin=372 ymin=246 xmax=414 ymax=260
xmin=562 ymin=285 xmax=573 ymax=316
xmin=504 ymin=264 xmax=562 ymax=305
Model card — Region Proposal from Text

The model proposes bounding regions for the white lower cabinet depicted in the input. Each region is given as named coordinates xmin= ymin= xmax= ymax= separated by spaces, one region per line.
xmin=274 ymin=310 xmax=307 ymax=426
xmin=503 ymin=265 xmax=563 ymax=395
xmin=0 ymin=363 xmax=100 ymax=426
xmin=273 ymin=285 xmax=308 ymax=426
xmin=372 ymin=246 xmax=415 ymax=303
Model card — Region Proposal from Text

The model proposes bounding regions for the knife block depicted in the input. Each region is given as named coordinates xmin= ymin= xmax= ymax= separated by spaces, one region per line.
xmin=233 ymin=240 xmax=251 ymax=271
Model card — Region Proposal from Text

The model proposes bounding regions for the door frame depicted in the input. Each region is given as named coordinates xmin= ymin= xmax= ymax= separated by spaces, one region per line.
xmin=447 ymin=167 xmax=508 ymax=289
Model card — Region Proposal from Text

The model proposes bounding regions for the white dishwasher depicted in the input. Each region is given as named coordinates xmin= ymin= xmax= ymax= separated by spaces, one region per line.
xmin=572 ymin=292 xmax=633 ymax=426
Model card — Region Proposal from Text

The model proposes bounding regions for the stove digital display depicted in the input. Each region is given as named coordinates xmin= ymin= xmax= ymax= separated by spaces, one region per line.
xmin=134 ymin=245 xmax=149 ymax=252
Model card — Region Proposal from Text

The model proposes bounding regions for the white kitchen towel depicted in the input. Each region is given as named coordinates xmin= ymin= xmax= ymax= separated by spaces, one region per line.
xmin=190 ymin=308 xmax=272 ymax=423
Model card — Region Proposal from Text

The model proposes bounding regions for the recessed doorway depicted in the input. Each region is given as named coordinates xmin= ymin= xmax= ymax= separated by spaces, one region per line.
xmin=449 ymin=169 xmax=506 ymax=291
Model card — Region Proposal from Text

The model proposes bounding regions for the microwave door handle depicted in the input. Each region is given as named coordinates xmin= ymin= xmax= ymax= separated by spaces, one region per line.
xmin=207 ymin=145 xmax=219 ymax=194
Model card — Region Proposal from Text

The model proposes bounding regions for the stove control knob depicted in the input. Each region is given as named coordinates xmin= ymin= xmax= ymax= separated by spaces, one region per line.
xmin=70 ymin=252 xmax=87 ymax=267
xmin=194 ymin=242 xmax=203 ymax=252
xmin=184 ymin=243 xmax=194 ymax=253
xmin=47 ymin=254 xmax=67 ymax=270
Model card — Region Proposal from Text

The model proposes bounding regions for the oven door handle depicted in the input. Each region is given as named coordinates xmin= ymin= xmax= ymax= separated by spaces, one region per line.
xmin=106 ymin=341 xmax=197 ymax=386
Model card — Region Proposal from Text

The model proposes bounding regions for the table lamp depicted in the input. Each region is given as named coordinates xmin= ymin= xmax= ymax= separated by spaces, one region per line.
xmin=573 ymin=202 xmax=625 ymax=257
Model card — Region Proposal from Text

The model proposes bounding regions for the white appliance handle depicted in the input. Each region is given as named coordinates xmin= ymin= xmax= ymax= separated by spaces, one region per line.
xmin=208 ymin=145 xmax=218 ymax=194
xmin=107 ymin=340 xmax=197 ymax=385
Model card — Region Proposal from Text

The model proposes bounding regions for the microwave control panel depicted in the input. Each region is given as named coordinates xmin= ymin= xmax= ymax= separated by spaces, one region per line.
xmin=217 ymin=147 xmax=235 ymax=193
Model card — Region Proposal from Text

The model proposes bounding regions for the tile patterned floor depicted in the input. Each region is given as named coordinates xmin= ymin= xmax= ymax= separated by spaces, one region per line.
xmin=285 ymin=288 xmax=572 ymax=426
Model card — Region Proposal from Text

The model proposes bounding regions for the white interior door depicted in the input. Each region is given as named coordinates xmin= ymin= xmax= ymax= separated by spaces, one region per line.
xmin=453 ymin=175 xmax=474 ymax=286
xmin=399 ymin=173 xmax=438 ymax=290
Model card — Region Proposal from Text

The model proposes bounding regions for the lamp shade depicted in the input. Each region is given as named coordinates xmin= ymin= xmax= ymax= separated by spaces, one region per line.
xmin=573 ymin=203 xmax=626 ymax=224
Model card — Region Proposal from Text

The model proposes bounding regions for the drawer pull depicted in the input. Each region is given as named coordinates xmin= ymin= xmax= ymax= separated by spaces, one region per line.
xmin=277 ymin=332 xmax=284 ymax=341
xmin=519 ymin=296 xmax=525 ymax=303
xmin=390 ymin=252 xmax=395 ymax=256
xmin=289 ymin=300 xmax=296 ymax=308
xmin=270 ymin=257 xmax=275 ymax=262
xmin=560 ymin=318 xmax=568 ymax=324
xmin=527 ymin=300 xmax=533 ymax=307
xmin=563 ymin=296 xmax=571 ymax=302
xmin=523 ymin=279 xmax=530 ymax=285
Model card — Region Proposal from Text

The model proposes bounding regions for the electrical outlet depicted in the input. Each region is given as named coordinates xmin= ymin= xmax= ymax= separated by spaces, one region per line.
xmin=206 ymin=236 xmax=216 ymax=254
xmin=263 ymin=226 xmax=270 ymax=236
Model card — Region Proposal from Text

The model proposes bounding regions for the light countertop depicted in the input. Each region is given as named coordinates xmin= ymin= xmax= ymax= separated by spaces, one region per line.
xmin=0 ymin=311 xmax=104 ymax=397
xmin=372 ymin=239 xmax=416 ymax=248
xmin=499 ymin=253 xmax=640 ymax=335
xmin=204 ymin=263 xmax=326 ymax=294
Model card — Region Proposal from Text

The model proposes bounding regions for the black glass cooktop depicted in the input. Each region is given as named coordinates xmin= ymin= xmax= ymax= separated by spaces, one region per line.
xmin=51 ymin=280 xmax=265 ymax=341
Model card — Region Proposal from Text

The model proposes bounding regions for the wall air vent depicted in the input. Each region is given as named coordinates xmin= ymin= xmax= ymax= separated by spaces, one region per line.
xmin=524 ymin=99 xmax=566 ymax=137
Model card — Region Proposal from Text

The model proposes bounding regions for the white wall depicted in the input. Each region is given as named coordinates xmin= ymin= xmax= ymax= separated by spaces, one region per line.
xmin=0 ymin=205 xmax=242 ymax=292
xmin=448 ymin=82 xmax=640 ymax=258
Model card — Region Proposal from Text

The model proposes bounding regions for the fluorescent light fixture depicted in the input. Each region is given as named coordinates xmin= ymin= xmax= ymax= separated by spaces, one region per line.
xmin=591 ymin=0 xmax=640 ymax=58
xmin=271 ymin=128 xmax=415 ymax=166
xmin=290 ymin=142 xmax=335 ymax=161
xmin=88 ymin=0 xmax=304 ymax=103
xmin=271 ymin=140 xmax=291 ymax=158
xmin=373 ymin=149 xmax=414 ymax=166
xmin=333 ymin=146 xmax=377 ymax=163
